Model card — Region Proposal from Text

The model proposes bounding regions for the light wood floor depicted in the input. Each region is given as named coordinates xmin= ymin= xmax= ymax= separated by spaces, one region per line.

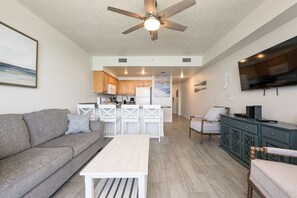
xmin=51 ymin=115 xmax=254 ymax=198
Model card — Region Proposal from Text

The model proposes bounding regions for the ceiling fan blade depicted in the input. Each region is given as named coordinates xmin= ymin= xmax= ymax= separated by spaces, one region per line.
xmin=162 ymin=20 xmax=187 ymax=31
xmin=144 ymin=0 xmax=157 ymax=15
xmin=157 ymin=0 xmax=196 ymax=19
xmin=149 ymin=31 xmax=158 ymax=41
xmin=107 ymin=6 xmax=144 ymax=20
xmin=122 ymin=22 xmax=144 ymax=34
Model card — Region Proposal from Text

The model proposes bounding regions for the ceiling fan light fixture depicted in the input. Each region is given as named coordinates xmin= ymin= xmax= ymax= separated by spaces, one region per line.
xmin=144 ymin=16 xmax=160 ymax=31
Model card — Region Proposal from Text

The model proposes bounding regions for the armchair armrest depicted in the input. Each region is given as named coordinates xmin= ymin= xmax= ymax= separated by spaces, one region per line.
xmin=250 ymin=146 xmax=297 ymax=160
xmin=190 ymin=115 xmax=204 ymax=121
xmin=266 ymin=147 xmax=297 ymax=158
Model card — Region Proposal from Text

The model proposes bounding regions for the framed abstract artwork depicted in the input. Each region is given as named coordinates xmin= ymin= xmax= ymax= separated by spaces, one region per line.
xmin=154 ymin=76 xmax=170 ymax=97
xmin=0 ymin=21 xmax=38 ymax=88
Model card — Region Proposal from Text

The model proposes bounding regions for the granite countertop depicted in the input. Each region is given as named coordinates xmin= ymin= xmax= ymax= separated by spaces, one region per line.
xmin=115 ymin=105 xmax=171 ymax=108
xmin=80 ymin=102 xmax=171 ymax=108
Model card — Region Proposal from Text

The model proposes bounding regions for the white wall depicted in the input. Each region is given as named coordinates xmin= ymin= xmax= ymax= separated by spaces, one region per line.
xmin=93 ymin=56 xmax=202 ymax=69
xmin=0 ymin=0 xmax=93 ymax=114
xmin=181 ymin=16 xmax=297 ymax=123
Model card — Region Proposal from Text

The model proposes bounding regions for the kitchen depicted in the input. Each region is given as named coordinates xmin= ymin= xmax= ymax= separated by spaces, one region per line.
xmin=91 ymin=71 xmax=172 ymax=138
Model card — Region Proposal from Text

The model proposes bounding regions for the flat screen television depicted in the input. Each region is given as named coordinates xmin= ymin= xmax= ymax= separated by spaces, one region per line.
xmin=238 ymin=36 xmax=297 ymax=91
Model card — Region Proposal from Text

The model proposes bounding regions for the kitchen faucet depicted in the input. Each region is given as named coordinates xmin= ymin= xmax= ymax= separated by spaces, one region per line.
xmin=122 ymin=94 xmax=128 ymax=104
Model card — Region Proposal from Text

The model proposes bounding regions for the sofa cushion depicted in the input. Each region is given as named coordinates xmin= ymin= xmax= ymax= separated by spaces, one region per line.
xmin=23 ymin=109 xmax=70 ymax=147
xmin=0 ymin=114 xmax=31 ymax=159
xmin=250 ymin=159 xmax=297 ymax=198
xmin=38 ymin=131 xmax=101 ymax=157
xmin=190 ymin=120 xmax=220 ymax=133
xmin=0 ymin=147 xmax=73 ymax=198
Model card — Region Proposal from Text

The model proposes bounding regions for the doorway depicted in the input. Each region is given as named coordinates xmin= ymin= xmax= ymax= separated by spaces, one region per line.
xmin=172 ymin=83 xmax=179 ymax=115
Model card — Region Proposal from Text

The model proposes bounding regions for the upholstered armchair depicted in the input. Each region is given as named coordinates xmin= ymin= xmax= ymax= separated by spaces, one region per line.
xmin=248 ymin=146 xmax=297 ymax=198
xmin=189 ymin=106 xmax=230 ymax=144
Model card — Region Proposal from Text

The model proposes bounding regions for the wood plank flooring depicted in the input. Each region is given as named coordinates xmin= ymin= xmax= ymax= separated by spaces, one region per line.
xmin=51 ymin=115 xmax=256 ymax=198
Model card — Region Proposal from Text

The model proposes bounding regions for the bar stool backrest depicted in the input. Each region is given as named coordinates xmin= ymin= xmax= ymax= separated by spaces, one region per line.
xmin=143 ymin=105 xmax=161 ymax=120
xmin=77 ymin=104 xmax=96 ymax=120
xmin=99 ymin=105 xmax=116 ymax=121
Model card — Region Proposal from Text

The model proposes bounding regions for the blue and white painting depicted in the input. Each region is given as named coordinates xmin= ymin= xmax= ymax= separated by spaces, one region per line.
xmin=154 ymin=76 xmax=171 ymax=97
xmin=0 ymin=22 xmax=37 ymax=87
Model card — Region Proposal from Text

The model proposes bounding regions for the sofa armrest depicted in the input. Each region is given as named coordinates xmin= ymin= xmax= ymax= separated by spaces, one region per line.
xmin=90 ymin=120 xmax=104 ymax=132
xmin=250 ymin=146 xmax=297 ymax=160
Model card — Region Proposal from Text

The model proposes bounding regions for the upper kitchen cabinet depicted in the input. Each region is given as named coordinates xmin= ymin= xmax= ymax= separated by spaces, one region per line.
xmin=118 ymin=80 xmax=152 ymax=95
xmin=93 ymin=71 xmax=105 ymax=93
xmin=135 ymin=80 xmax=152 ymax=87
xmin=93 ymin=71 xmax=119 ymax=94
xmin=119 ymin=80 xmax=135 ymax=95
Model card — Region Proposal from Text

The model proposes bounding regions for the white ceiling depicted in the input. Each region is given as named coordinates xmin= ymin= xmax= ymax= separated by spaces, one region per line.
xmin=17 ymin=0 xmax=264 ymax=81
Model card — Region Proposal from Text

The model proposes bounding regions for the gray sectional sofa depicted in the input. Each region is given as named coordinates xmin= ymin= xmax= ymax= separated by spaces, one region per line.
xmin=0 ymin=109 xmax=104 ymax=198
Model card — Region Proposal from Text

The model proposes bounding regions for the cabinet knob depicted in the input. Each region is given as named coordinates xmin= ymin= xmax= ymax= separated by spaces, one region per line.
xmin=271 ymin=132 xmax=275 ymax=135
xmin=246 ymin=126 xmax=249 ymax=129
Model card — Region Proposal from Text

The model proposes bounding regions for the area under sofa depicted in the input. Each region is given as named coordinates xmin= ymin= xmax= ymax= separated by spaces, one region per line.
xmin=0 ymin=109 xmax=104 ymax=198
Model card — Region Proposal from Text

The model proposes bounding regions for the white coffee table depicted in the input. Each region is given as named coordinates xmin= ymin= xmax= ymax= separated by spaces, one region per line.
xmin=80 ymin=135 xmax=150 ymax=198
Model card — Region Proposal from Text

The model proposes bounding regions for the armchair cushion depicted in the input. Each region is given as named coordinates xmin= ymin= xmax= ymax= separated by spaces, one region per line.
xmin=250 ymin=159 xmax=297 ymax=198
xmin=203 ymin=107 xmax=226 ymax=121
xmin=190 ymin=120 xmax=220 ymax=133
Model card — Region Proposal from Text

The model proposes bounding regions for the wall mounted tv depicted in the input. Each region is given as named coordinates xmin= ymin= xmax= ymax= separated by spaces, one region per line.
xmin=238 ymin=36 xmax=297 ymax=91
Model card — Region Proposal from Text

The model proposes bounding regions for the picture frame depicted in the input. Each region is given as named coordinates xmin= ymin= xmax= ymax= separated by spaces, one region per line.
xmin=0 ymin=21 xmax=38 ymax=88
xmin=154 ymin=76 xmax=170 ymax=97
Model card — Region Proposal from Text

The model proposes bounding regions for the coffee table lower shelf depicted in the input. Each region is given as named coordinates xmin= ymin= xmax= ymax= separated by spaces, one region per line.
xmin=94 ymin=178 xmax=138 ymax=198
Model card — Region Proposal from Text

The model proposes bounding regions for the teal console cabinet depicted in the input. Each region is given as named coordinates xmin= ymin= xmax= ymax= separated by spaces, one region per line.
xmin=220 ymin=114 xmax=297 ymax=167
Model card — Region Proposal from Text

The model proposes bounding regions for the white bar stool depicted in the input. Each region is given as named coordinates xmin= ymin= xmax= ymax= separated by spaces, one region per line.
xmin=121 ymin=105 xmax=139 ymax=135
xmin=99 ymin=105 xmax=117 ymax=137
xmin=143 ymin=105 xmax=161 ymax=142
xmin=77 ymin=104 xmax=97 ymax=121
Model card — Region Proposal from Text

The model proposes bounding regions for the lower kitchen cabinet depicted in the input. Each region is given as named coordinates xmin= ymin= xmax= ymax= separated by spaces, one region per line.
xmin=220 ymin=114 xmax=297 ymax=167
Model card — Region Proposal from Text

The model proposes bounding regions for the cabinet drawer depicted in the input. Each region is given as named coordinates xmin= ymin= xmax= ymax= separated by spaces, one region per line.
xmin=261 ymin=126 xmax=289 ymax=144
xmin=230 ymin=119 xmax=257 ymax=134
xmin=220 ymin=116 xmax=229 ymax=124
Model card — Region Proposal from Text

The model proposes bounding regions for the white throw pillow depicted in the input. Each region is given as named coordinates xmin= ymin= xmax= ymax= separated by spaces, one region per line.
xmin=204 ymin=107 xmax=226 ymax=121
xmin=65 ymin=113 xmax=91 ymax=135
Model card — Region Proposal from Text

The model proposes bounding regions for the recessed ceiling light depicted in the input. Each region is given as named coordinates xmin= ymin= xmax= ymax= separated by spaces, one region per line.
xmin=257 ymin=54 xmax=265 ymax=58
xmin=181 ymin=72 xmax=184 ymax=78
xmin=141 ymin=68 xmax=145 ymax=75
xmin=124 ymin=69 xmax=128 ymax=75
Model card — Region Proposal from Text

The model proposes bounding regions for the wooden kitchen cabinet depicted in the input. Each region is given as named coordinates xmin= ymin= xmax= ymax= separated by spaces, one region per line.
xmin=114 ymin=79 xmax=119 ymax=94
xmin=118 ymin=80 xmax=152 ymax=95
xmin=118 ymin=80 xmax=135 ymax=95
xmin=93 ymin=71 xmax=105 ymax=93
xmin=134 ymin=80 xmax=152 ymax=87
xmin=93 ymin=71 xmax=118 ymax=94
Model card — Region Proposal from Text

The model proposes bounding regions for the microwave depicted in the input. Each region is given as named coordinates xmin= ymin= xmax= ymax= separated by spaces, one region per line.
xmin=107 ymin=84 xmax=116 ymax=94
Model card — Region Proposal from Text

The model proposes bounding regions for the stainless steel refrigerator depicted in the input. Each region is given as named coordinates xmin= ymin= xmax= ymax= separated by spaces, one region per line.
xmin=135 ymin=87 xmax=152 ymax=105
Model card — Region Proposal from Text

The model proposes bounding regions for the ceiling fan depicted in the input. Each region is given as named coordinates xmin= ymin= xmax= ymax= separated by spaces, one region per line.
xmin=107 ymin=0 xmax=196 ymax=41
